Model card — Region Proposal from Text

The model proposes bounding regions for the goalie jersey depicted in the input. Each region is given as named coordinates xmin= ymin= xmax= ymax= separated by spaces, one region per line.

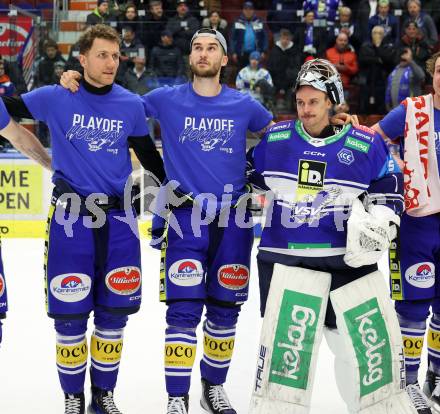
xmin=250 ymin=120 xmax=404 ymax=257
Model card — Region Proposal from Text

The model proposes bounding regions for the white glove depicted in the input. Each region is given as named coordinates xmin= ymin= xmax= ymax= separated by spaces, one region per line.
xmin=344 ymin=199 xmax=400 ymax=268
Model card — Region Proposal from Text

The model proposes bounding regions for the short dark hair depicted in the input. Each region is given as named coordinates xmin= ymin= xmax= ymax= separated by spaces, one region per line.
xmin=45 ymin=39 xmax=58 ymax=50
xmin=427 ymin=52 xmax=440 ymax=76
xmin=78 ymin=24 xmax=121 ymax=55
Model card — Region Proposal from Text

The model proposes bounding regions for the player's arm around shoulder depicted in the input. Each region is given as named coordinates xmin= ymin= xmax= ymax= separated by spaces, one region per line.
xmin=60 ymin=70 xmax=82 ymax=93
xmin=0 ymin=100 xmax=52 ymax=171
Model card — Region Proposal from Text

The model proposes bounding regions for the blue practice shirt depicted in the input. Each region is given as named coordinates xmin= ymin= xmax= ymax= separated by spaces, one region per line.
xmin=379 ymin=103 xmax=440 ymax=172
xmin=142 ymin=83 xmax=272 ymax=206
xmin=22 ymin=84 xmax=148 ymax=197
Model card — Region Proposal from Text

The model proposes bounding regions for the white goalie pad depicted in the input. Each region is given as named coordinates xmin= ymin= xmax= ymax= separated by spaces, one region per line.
xmin=330 ymin=271 xmax=416 ymax=414
xmin=249 ymin=265 xmax=331 ymax=414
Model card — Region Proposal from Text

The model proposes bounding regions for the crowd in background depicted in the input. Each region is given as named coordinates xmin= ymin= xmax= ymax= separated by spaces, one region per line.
xmin=1 ymin=0 xmax=440 ymax=149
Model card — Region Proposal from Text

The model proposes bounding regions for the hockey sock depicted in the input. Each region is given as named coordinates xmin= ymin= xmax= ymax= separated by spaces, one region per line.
xmin=398 ymin=314 xmax=426 ymax=385
xmin=56 ymin=332 xmax=88 ymax=394
xmin=165 ymin=326 xmax=197 ymax=396
xmin=428 ymin=313 xmax=440 ymax=375
xmin=200 ymin=319 xmax=236 ymax=385
xmin=90 ymin=327 xmax=124 ymax=391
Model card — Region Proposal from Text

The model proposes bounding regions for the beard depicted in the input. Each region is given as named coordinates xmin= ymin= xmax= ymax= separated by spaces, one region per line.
xmin=190 ymin=60 xmax=222 ymax=78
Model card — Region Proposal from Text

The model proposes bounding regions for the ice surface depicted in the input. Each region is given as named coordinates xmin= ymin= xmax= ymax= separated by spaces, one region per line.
xmin=0 ymin=239 xmax=424 ymax=413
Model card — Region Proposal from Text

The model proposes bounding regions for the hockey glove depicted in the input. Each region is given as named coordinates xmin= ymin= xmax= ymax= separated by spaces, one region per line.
xmin=344 ymin=198 xmax=400 ymax=268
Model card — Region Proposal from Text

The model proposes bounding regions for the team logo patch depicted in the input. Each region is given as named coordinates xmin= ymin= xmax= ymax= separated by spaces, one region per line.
xmin=50 ymin=274 xmax=92 ymax=302
xmin=405 ymin=262 xmax=435 ymax=288
xmin=352 ymin=129 xmax=374 ymax=142
xmin=345 ymin=136 xmax=370 ymax=153
xmin=267 ymin=130 xmax=292 ymax=142
xmin=105 ymin=267 xmax=141 ymax=295
xmin=217 ymin=264 xmax=250 ymax=290
xmin=0 ymin=274 xmax=4 ymax=297
xmin=270 ymin=122 xmax=291 ymax=132
xmin=337 ymin=148 xmax=354 ymax=165
xmin=168 ymin=259 xmax=204 ymax=287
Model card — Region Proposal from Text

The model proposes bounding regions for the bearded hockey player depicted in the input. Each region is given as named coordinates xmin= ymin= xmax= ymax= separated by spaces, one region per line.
xmin=246 ymin=59 xmax=416 ymax=414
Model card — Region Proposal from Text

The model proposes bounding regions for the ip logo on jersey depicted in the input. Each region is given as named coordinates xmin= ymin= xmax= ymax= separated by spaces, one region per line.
xmin=218 ymin=264 xmax=249 ymax=290
xmin=405 ymin=262 xmax=435 ymax=288
xmin=169 ymin=259 xmax=204 ymax=287
xmin=337 ymin=148 xmax=354 ymax=165
xmin=298 ymin=159 xmax=326 ymax=189
xmin=0 ymin=273 xmax=5 ymax=297
xmin=50 ymin=274 xmax=92 ymax=302
xmin=105 ymin=266 xmax=141 ymax=295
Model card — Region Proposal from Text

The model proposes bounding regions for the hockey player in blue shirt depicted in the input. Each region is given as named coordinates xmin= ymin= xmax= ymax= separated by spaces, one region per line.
xmin=0 ymin=25 xmax=165 ymax=414
xmin=61 ymin=28 xmax=273 ymax=414
xmin=0 ymin=100 xmax=51 ymax=348
xmin=247 ymin=59 xmax=416 ymax=413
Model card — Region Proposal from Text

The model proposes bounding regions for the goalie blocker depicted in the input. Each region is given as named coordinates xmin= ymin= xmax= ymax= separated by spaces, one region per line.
xmin=250 ymin=265 xmax=416 ymax=414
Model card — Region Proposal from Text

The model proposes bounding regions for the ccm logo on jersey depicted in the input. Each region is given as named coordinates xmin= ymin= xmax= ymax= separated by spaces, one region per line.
xmin=0 ymin=273 xmax=5 ymax=297
xmin=168 ymin=259 xmax=204 ymax=287
xmin=218 ymin=264 xmax=249 ymax=290
xmin=405 ymin=262 xmax=435 ymax=288
xmin=105 ymin=267 xmax=141 ymax=295
xmin=50 ymin=274 xmax=92 ymax=302
xmin=303 ymin=151 xmax=326 ymax=157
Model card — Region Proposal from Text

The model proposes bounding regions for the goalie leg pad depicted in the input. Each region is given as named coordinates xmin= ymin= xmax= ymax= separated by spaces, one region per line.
xmin=249 ymin=265 xmax=331 ymax=414
xmin=330 ymin=271 xmax=416 ymax=414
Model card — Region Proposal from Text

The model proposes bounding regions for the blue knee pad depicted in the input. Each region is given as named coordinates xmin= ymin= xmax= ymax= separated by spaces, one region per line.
xmin=94 ymin=306 xmax=128 ymax=330
xmin=395 ymin=299 xmax=431 ymax=322
xmin=166 ymin=300 xmax=204 ymax=329
xmin=205 ymin=301 xmax=241 ymax=327
xmin=54 ymin=317 xmax=88 ymax=335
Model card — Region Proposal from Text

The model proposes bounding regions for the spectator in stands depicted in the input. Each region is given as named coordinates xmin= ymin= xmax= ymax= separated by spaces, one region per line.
xmin=150 ymin=30 xmax=186 ymax=85
xmin=303 ymin=0 xmax=341 ymax=30
xmin=119 ymin=25 xmax=146 ymax=79
xmin=202 ymin=11 xmax=228 ymax=44
xmin=123 ymin=56 xmax=158 ymax=95
xmin=86 ymin=0 xmax=110 ymax=25
xmin=121 ymin=24 xmax=145 ymax=57
xmin=166 ymin=0 xmax=200 ymax=55
xmin=368 ymin=0 xmax=399 ymax=45
xmin=236 ymin=51 xmax=274 ymax=111
xmin=293 ymin=10 xmax=327 ymax=62
xmin=118 ymin=3 xmax=143 ymax=39
xmin=398 ymin=20 xmax=431 ymax=71
xmin=385 ymin=46 xmax=425 ymax=110
xmin=331 ymin=6 xmax=361 ymax=50
xmin=143 ymin=0 xmax=168 ymax=52
xmin=35 ymin=39 xmax=66 ymax=87
xmin=230 ymin=1 xmax=269 ymax=69
xmin=267 ymin=28 xmax=300 ymax=110
xmin=325 ymin=32 xmax=359 ymax=89
xmin=358 ymin=25 xmax=395 ymax=114
xmin=267 ymin=0 xmax=302 ymax=40
xmin=351 ymin=0 xmax=380 ymax=42
xmin=65 ymin=41 xmax=83 ymax=73
xmin=423 ymin=0 xmax=440 ymax=35
xmin=404 ymin=0 xmax=438 ymax=47
xmin=0 ymin=56 xmax=26 ymax=94
xmin=0 ymin=61 xmax=15 ymax=97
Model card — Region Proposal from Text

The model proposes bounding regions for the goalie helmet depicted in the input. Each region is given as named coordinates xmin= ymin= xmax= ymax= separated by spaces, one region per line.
xmin=294 ymin=59 xmax=344 ymax=105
